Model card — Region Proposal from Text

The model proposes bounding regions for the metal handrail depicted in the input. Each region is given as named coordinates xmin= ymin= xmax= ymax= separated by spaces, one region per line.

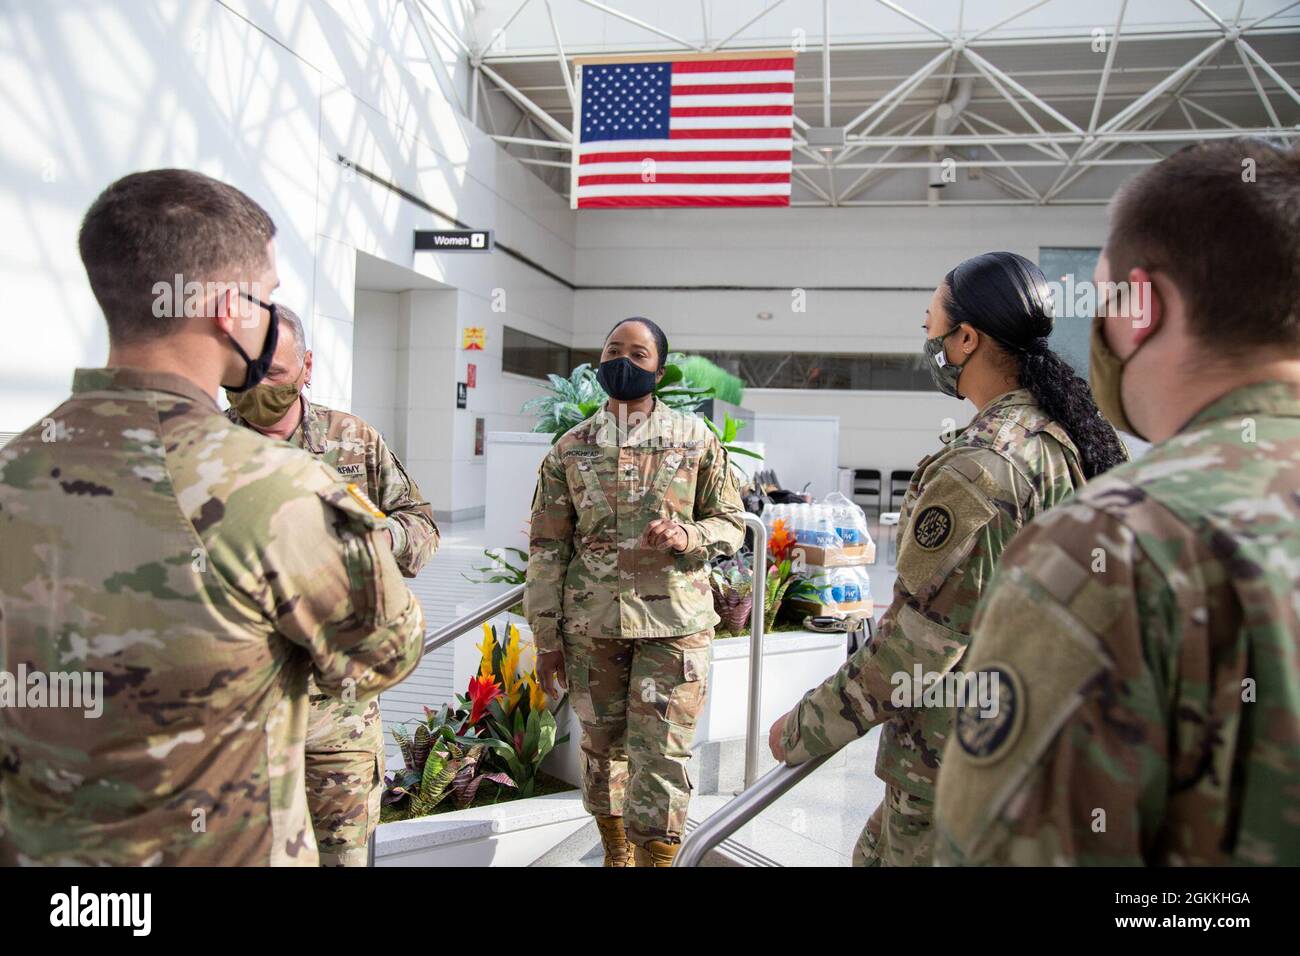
xmin=673 ymin=754 xmax=832 ymax=867
xmin=740 ymin=511 xmax=768 ymax=789
xmin=677 ymin=511 xmax=872 ymax=866
xmin=423 ymin=583 xmax=526 ymax=654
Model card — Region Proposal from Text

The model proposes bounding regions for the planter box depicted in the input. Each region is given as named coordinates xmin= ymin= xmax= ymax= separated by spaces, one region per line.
xmin=375 ymin=790 xmax=589 ymax=867
xmin=696 ymin=630 xmax=848 ymax=743
xmin=462 ymin=628 xmax=850 ymax=798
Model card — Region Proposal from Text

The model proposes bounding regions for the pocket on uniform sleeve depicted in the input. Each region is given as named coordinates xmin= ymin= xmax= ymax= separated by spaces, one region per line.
xmin=896 ymin=466 xmax=997 ymax=601
xmin=878 ymin=602 xmax=970 ymax=679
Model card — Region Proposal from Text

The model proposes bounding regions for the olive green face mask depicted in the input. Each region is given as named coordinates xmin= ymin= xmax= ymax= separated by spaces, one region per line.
xmin=1088 ymin=314 xmax=1146 ymax=439
xmin=226 ymin=367 xmax=304 ymax=428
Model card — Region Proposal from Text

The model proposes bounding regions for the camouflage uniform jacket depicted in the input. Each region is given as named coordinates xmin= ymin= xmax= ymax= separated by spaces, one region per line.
xmin=525 ymin=398 xmax=746 ymax=655
xmin=228 ymin=397 xmax=438 ymax=577
xmin=935 ymin=380 xmax=1300 ymax=866
xmin=781 ymin=388 xmax=1088 ymax=802
xmin=0 ymin=368 xmax=425 ymax=866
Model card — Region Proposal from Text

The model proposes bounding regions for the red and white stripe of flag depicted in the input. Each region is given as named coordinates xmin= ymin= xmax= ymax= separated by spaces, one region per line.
xmin=575 ymin=56 xmax=796 ymax=209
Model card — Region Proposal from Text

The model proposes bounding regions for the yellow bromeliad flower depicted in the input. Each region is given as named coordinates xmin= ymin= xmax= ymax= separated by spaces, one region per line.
xmin=476 ymin=623 xmax=495 ymax=681
xmin=525 ymin=672 xmax=547 ymax=712
xmin=502 ymin=624 xmax=524 ymax=707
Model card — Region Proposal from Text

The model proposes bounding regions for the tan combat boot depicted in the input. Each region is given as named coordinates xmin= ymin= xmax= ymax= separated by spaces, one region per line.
xmin=632 ymin=838 xmax=679 ymax=867
xmin=595 ymin=815 xmax=634 ymax=867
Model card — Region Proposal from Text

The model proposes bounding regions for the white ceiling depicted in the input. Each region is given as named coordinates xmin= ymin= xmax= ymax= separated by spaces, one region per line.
xmin=415 ymin=0 xmax=1300 ymax=205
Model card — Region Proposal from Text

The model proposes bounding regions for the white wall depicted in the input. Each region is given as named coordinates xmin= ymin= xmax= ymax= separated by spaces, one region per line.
xmin=0 ymin=0 xmax=574 ymax=438
xmin=352 ymin=289 xmax=402 ymax=446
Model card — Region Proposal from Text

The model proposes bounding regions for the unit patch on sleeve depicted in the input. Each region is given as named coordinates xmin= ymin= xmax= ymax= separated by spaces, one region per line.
xmin=912 ymin=504 xmax=954 ymax=551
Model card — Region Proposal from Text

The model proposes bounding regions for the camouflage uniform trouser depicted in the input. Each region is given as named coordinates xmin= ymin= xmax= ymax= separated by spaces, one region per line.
xmin=304 ymin=682 xmax=384 ymax=868
xmin=563 ymin=628 xmax=712 ymax=848
xmin=853 ymin=784 xmax=935 ymax=867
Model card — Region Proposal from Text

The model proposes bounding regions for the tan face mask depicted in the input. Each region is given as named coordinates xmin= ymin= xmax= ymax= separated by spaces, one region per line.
xmin=1088 ymin=314 xmax=1145 ymax=439
xmin=227 ymin=366 xmax=305 ymax=428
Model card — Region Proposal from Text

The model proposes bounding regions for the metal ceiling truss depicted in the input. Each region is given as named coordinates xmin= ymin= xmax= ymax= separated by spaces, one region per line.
xmin=409 ymin=0 xmax=1300 ymax=206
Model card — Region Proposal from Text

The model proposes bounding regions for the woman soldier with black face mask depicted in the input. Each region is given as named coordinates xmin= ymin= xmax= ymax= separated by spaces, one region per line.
xmin=524 ymin=317 xmax=747 ymax=867
xmin=769 ymin=251 xmax=1127 ymax=867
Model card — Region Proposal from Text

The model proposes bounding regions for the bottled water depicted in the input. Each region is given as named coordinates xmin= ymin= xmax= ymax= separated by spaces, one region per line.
xmin=823 ymin=491 xmax=869 ymax=549
xmin=855 ymin=566 xmax=871 ymax=604
xmin=828 ymin=566 xmax=846 ymax=603
xmin=840 ymin=567 xmax=861 ymax=603
xmin=814 ymin=505 xmax=841 ymax=548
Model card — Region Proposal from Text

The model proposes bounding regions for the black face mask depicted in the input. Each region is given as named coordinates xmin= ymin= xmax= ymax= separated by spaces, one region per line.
xmin=597 ymin=356 xmax=658 ymax=401
xmin=224 ymin=293 xmax=279 ymax=392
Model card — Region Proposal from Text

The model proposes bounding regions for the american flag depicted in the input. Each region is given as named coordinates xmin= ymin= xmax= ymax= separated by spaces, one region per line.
xmin=572 ymin=53 xmax=796 ymax=209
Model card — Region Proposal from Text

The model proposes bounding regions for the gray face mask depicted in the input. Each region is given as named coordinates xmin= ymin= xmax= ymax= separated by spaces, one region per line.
xmin=923 ymin=326 xmax=969 ymax=399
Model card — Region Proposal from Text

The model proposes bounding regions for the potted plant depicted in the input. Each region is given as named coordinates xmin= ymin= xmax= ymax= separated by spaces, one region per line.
xmin=387 ymin=705 xmax=516 ymax=816
xmin=383 ymin=622 xmax=571 ymax=822
xmin=762 ymin=518 xmax=819 ymax=631
xmin=375 ymin=623 xmax=588 ymax=866
xmin=519 ymin=355 xmax=763 ymax=468
xmin=710 ymin=557 xmax=753 ymax=634
xmin=462 ymin=546 xmax=528 ymax=617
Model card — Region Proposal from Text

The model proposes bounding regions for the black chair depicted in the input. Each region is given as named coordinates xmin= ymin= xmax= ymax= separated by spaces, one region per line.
xmin=852 ymin=468 xmax=881 ymax=522
xmin=888 ymin=469 xmax=914 ymax=512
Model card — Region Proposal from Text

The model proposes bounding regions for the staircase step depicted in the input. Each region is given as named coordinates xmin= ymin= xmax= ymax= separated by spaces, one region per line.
xmin=530 ymin=817 xmax=600 ymax=867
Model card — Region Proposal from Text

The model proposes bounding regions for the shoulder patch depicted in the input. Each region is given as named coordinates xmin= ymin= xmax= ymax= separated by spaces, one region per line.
xmin=912 ymin=504 xmax=954 ymax=550
xmin=896 ymin=465 xmax=998 ymax=597
xmin=954 ymin=662 xmax=1025 ymax=764
xmin=935 ymin=569 xmax=1111 ymax=861
xmin=346 ymin=482 xmax=387 ymax=519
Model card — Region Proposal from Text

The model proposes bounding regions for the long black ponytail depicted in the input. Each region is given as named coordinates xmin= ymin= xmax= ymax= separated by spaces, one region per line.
xmin=943 ymin=251 xmax=1127 ymax=480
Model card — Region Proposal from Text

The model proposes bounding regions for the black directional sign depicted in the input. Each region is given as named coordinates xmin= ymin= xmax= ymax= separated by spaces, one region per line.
xmin=415 ymin=229 xmax=493 ymax=252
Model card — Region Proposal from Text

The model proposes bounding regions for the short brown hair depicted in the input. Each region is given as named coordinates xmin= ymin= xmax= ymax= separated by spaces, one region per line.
xmin=276 ymin=304 xmax=308 ymax=363
xmin=78 ymin=169 xmax=276 ymax=344
xmin=1105 ymin=137 xmax=1300 ymax=355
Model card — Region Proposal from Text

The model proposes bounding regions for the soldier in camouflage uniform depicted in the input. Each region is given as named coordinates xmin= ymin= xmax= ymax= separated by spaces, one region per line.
xmin=0 ymin=170 xmax=425 ymax=866
xmin=226 ymin=305 xmax=438 ymax=867
xmin=525 ymin=318 xmax=746 ymax=867
xmin=771 ymin=252 xmax=1128 ymax=866
xmin=935 ymin=139 xmax=1300 ymax=866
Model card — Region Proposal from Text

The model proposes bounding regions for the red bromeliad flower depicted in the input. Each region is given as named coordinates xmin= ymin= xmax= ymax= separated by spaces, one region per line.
xmin=769 ymin=518 xmax=796 ymax=563
xmin=466 ymin=675 xmax=502 ymax=725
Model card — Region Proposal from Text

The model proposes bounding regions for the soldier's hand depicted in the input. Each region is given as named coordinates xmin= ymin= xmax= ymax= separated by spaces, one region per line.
xmin=537 ymin=650 xmax=567 ymax=697
xmin=768 ymin=713 xmax=789 ymax=763
xmin=644 ymin=517 xmax=688 ymax=552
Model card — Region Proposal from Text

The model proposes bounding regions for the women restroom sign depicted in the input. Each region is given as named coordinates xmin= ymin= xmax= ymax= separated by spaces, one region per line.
xmin=414 ymin=229 xmax=493 ymax=252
